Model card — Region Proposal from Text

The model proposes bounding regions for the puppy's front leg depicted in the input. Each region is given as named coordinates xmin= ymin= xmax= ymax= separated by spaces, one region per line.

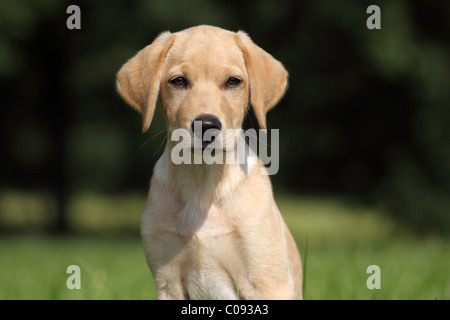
xmin=241 ymin=281 xmax=297 ymax=300
xmin=155 ymin=276 xmax=188 ymax=300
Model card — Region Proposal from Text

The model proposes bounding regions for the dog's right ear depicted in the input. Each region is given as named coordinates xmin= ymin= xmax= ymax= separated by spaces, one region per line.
xmin=116 ymin=32 xmax=174 ymax=133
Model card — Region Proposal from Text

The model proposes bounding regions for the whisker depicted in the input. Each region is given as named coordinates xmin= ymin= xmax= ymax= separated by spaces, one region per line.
xmin=244 ymin=112 xmax=274 ymax=149
xmin=244 ymin=131 xmax=272 ymax=149
xmin=153 ymin=134 xmax=168 ymax=157
xmin=136 ymin=129 xmax=167 ymax=153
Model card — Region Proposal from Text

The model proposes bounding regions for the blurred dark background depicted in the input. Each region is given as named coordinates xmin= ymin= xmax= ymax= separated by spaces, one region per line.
xmin=0 ymin=0 xmax=449 ymax=235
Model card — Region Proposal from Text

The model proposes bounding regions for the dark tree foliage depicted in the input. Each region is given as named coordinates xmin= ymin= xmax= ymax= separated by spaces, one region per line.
xmin=0 ymin=0 xmax=449 ymax=234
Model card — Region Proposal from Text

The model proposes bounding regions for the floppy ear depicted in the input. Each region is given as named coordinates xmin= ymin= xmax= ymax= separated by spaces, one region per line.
xmin=116 ymin=31 xmax=174 ymax=132
xmin=236 ymin=31 xmax=288 ymax=129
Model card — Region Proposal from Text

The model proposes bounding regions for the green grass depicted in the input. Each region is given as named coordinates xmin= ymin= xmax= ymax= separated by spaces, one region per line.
xmin=0 ymin=236 xmax=156 ymax=299
xmin=278 ymin=195 xmax=450 ymax=299
xmin=0 ymin=190 xmax=449 ymax=299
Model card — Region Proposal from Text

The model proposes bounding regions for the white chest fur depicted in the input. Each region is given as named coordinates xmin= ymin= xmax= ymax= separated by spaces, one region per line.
xmin=141 ymin=204 xmax=241 ymax=300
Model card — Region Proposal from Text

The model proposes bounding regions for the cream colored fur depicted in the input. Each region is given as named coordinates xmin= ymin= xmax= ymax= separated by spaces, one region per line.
xmin=116 ymin=25 xmax=302 ymax=300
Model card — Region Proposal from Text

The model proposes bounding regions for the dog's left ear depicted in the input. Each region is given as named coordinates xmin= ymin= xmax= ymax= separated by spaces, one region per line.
xmin=116 ymin=31 xmax=174 ymax=132
xmin=236 ymin=31 xmax=288 ymax=130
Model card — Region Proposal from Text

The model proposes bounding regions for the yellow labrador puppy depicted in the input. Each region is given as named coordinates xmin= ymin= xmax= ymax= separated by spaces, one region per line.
xmin=116 ymin=25 xmax=302 ymax=299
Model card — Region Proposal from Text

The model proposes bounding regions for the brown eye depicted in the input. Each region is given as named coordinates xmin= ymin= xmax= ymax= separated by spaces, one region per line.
xmin=169 ymin=76 xmax=187 ymax=87
xmin=226 ymin=77 xmax=242 ymax=87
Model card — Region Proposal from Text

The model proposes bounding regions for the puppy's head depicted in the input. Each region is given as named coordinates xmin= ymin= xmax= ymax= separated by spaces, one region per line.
xmin=116 ymin=25 xmax=288 ymax=151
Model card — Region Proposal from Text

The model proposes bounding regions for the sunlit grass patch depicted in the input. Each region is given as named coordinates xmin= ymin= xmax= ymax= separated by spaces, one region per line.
xmin=0 ymin=235 xmax=155 ymax=300
xmin=0 ymin=190 xmax=448 ymax=299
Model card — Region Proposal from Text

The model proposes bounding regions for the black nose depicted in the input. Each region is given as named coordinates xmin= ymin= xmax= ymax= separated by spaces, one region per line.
xmin=191 ymin=114 xmax=222 ymax=138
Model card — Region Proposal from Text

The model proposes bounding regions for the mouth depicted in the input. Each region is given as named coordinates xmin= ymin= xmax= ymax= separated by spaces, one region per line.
xmin=201 ymin=140 xmax=212 ymax=149
xmin=169 ymin=125 xmax=238 ymax=154
xmin=190 ymin=143 xmax=228 ymax=154
xmin=191 ymin=134 xmax=222 ymax=151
